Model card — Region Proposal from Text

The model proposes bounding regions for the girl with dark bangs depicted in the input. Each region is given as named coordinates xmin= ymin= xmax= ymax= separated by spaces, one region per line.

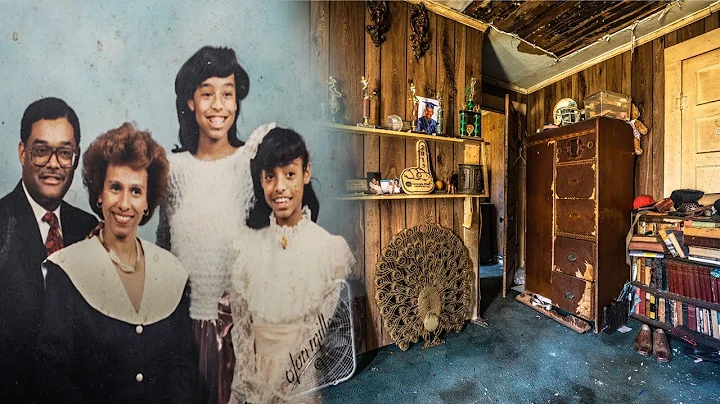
xmin=229 ymin=128 xmax=355 ymax=403
xmin=156 ymin=46 xmax=274 ymax=404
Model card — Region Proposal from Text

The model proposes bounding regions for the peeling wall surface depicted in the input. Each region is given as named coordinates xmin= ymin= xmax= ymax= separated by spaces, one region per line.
xmin=0 ymin=0 xmax=335 ymax=241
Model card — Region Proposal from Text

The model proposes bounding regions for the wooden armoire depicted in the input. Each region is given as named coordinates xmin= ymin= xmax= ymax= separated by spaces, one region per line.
xmin=525 ymin=117 xmax=635 ymax=332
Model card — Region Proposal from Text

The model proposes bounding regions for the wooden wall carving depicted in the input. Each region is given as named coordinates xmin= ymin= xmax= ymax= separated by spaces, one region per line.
xmin=410 ymin=3 xmax=430 ymax=61
xmin=366 ymin=0 xmax=391 ymax=48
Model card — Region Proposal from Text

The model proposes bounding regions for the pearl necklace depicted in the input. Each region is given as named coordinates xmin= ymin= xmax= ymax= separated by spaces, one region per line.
xmin=98 ymin=231 xmax=141 ymax=274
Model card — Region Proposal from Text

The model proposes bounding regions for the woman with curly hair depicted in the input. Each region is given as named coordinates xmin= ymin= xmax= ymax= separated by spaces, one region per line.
xmin=36 ymin=122 xmax=197 ymax=403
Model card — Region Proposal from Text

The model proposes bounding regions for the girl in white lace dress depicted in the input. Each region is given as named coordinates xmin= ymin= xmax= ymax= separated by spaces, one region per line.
xmin=156 ymin=46 xmax=274 ymax=404
xmin=230 ymin=128 xmax=355 ymax=403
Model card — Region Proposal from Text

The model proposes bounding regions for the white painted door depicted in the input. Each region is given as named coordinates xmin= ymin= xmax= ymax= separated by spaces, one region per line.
xmin=681 ymin=47 xmax=720 ymax=193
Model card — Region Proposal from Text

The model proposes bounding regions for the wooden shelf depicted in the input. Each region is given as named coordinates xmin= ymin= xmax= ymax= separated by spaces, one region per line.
xmin=631 ymin=281 xmax=720 ymax=312
xmin=322 ymin=123 xmax=466 ymax=144
xmin=630 ymin=313 xmax=720 ymax=350
xmin=336 ymin=192 xmax=488 ymax=201
xmin=630 ymin=313 xmax=671 ymax=330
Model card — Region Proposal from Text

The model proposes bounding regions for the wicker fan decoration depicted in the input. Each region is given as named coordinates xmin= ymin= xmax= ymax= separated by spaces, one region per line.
xmin=375 ymin=223 xmax=473 ymax=350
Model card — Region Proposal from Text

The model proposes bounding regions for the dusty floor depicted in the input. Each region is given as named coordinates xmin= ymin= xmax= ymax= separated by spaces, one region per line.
xmin=320 ymin=276 xmax=720 ymax=403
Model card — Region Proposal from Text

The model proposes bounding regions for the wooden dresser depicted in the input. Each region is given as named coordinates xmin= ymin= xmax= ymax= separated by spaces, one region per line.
xmin=525 ymin=117 xmax=635 ymax=332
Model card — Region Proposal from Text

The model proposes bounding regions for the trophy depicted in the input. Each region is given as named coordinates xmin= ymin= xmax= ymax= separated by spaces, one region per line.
xmin=358 ymin=76 xmax=377 ymax=128
xmin=328 ymin=76 xmax=343 ymax=124
xmin=435 ymin=91 xmax=444 ymax=136
xmin=409 ymin=80 xmax=419 ymax=132
xmin=459 ymin=77 xmax=481 ymax=137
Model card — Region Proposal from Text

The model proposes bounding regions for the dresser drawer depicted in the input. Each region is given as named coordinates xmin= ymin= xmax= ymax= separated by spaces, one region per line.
xmin=551 ymin=272 xmax=594 ymax=319
xmin=553 ymin=237 xmax=595 ymax=281
xmin=556 ymin=132 xmax=596 ymax=162
xmin=555 ymin=163 xmax=595 ymax=199
xmin=555 ymin=199 xmax=596 ymax=236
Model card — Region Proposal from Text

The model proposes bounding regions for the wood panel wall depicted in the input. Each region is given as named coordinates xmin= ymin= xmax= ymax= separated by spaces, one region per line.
xmin=482 ymin=111 xmax=505 ymax=258
xmin=526 ymin=12 xmax=720 ymax=200
xmin=311 ymin=1 xmax=484 ymax=353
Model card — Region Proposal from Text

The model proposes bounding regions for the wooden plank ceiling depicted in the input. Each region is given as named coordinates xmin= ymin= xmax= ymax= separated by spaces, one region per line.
xmin=464 ymin=0 xmax=669 ymax=58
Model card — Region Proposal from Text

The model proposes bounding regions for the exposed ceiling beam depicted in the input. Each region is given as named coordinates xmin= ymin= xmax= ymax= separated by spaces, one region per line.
xmin=405 ymin=0 xmax=489 ymax=32
xmin=483 ymin=75 xmax=528 ymax=95
xmin=526 ymin=0 xmax=720 ymax=93
xmin=433 ymin=0 xmax=475 ymax=13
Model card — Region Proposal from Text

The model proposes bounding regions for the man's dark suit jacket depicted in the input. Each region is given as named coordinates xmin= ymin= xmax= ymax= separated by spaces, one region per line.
xmin=0 ymin=181 xmax=97 ymax=402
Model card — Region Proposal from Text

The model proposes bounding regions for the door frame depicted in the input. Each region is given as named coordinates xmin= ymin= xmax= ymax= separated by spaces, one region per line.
xmin=664 ymin=27 xmax=720 ymax=196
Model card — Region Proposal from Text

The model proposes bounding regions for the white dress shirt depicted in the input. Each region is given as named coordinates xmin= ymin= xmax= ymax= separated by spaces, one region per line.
xmin=22 ymin=181 xmax=62 ymax=281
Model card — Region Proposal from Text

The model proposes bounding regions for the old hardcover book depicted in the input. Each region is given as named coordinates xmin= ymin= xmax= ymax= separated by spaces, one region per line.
xmin=628 ymin=241 xmax=666 ymax=253
xmin=713 ymin=309 xmax=720 ymax=338
xmin=632 ymin=235 xmax=663 ymax=243
xmin=683 ymin=227 xmax=720 ymax=239
xmin=703 ymin=268 xmax=713 ymax=304
xmin=704 ymin=308 xmax=711 ymax=336
xmin=682 ymin=302 xmax=689 ymax=327
xmin=684 ymin=235 xmax=720 ymax=249
xmin=649 ymin=294 xmax=657 ymax=320
xmin=688 ymin=246 xmax=720 ymax=259
xmin=658 ymin=230 xmax=678 ymax=256
xmin=659 ymin=297 xmax=665 ymax=323
xmin=667 ymin=231 xmax=688 ymax=258
xmin=688 ymin=304 xmax=697 ymax=331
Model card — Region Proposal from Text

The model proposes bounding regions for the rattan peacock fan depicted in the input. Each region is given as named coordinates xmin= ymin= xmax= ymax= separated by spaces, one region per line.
xmin=375 ymin=223 xmax=473 ymax=350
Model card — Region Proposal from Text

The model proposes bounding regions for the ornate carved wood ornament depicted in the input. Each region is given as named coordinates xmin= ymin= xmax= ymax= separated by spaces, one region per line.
xmin=375 ymin=224 xmax=473 ymax=350
xmin=366 ymin=0 xmax=390 ymax=48
xmin=410 ymin=3 xmax=430 ymax=61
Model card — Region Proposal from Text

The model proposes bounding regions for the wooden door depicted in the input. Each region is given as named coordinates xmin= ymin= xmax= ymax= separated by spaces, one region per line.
xmin=681 ymin=47 xmax=720 ymax=193
xmin=502 ymin=94 xmax=520 ymax=296
xmin=665 ymin=27 xmax=720 ymax=196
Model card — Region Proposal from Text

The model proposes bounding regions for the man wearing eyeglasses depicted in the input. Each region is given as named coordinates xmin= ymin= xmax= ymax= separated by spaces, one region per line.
xmin=0 ymin=97 xmax=97 ymax=402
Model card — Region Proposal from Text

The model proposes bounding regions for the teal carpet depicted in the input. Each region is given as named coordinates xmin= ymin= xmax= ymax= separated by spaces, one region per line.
xmin=320 ymin=277 xmax=720 ymax=404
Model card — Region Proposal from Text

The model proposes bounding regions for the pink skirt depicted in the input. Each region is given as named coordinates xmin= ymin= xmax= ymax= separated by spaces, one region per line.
xmin=193 ymin=293 xmax=235 ymax=404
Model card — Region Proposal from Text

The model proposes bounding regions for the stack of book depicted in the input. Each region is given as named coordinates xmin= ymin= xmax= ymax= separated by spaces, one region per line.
xmin=683 ymin=224 xmax=720 ymax=265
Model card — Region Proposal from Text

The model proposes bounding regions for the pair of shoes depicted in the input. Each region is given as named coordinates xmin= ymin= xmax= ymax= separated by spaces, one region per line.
xmin=653 ymin=329 xmax=671 ymax=362
xmin=633 ymin=324 xmax=672 ymax=362
xmin=633 ymin=324 xmax=652 ymax=356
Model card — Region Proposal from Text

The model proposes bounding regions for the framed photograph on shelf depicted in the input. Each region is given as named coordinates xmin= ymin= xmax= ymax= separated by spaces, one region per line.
xmin=367 ymin=172 xmax=383 ymax=195
xmin=416 ymin=96 xmax=440 ymax=134
xmin=380 ymin=178 xmax=402 ymax=194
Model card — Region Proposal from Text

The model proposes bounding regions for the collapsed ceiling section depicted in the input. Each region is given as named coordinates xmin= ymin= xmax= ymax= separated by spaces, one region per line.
xmin=434 ymin=0 xmax=720 ymax=92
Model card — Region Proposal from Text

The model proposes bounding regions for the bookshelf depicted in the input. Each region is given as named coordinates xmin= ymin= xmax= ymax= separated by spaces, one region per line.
xmin=631 ymin=281 xmax=720 ymax=312
xmin=630 ymin=212 xmax=720 ymax=349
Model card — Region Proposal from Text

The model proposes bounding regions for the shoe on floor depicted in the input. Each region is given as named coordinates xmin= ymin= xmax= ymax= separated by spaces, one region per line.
xmin=653 ymin=328 xmax=672 ymax=363
xmin=633 ymin=324 xmax=652 ymax=356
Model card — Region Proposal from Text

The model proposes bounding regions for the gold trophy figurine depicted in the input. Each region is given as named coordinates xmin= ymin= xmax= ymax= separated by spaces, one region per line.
xmin=408 ymin=80 xmax=419 ymax=132
xmin=358 ymin=76 xmax=376 ymax=128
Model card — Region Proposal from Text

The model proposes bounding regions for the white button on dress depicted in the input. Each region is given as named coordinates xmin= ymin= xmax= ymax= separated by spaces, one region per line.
xmin=136 ymin=325 xmax=143 ymax=334
xmin=136 ymin=373 xmax=143 ymax=382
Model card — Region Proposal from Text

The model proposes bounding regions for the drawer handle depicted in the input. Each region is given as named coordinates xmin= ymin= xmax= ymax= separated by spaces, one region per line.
xmin=565 ymin=291 xmax=575 ymax=300
xmin=567 ymin=253 xmax=577 ymax=262
xmin=565 ymin=138 xmax=585 ymax=158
